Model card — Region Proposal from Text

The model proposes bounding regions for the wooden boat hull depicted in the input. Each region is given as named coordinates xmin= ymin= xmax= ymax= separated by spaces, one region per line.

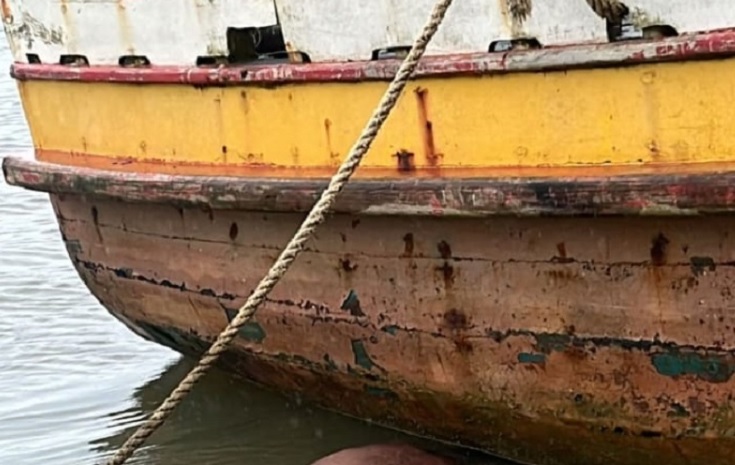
xmin=6 ymin=3 xmax=735 ymax=460
xmin=6 ymin=157 xmax=735 ymax=465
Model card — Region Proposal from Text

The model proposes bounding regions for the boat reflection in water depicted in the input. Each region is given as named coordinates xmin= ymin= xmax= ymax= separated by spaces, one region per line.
xmin=91 ymin=356 xmax=499 ymax=465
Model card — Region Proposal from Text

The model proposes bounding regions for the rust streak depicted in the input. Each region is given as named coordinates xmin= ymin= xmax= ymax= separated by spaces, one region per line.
xmin=415 ymin=87 xmax=441 ymax=167
xmin=115 ymin=0 xmax=135 ymax=55
xmin=393 ymin=150 xmax=416 ymax=173
xmin=324 ymin=118 xmax=339 ymax=166
xmin=442 ymin=308 xmax=473 ymax=354
xmin=401 ymin=233 xmax=415 ymax=258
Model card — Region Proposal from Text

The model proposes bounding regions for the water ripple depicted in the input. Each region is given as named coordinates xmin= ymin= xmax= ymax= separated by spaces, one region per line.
xmin=0 ymin=36 xmax=179 ymax=465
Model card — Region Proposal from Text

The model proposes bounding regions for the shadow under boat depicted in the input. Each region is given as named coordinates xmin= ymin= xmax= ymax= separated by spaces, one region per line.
xmin=91 ymin=355 xmax=504 ymax=465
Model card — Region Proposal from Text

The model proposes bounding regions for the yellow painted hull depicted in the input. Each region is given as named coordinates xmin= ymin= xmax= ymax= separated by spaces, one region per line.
xmin=18 ymin=55 xmax=735 ymax=177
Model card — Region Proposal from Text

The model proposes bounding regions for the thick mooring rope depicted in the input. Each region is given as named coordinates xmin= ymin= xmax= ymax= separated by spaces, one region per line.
xmin=585 ymin=0 xmax=629 ymax=22
xmin=104 ymin=0 xmax=455 ymax=463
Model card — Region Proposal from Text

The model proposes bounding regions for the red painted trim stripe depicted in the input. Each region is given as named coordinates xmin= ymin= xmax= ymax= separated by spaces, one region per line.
xmin=10 ymin=29 xmax=735 ymax=85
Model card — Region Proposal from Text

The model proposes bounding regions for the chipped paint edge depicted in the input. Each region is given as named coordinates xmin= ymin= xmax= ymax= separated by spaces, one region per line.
xmin=8 ymin=28 xmax=735 ymax=85
xmin=6 ymin=156 xmax=735 ymax=217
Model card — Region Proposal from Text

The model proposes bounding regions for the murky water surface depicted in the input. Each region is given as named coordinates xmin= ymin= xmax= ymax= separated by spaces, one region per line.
xmin=0 ymin=38 xmax=504 ymax=465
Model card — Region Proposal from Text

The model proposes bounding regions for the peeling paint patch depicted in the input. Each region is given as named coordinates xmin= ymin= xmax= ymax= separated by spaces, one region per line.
xmin=224 ymin=307 xmax=266 ymax=343
xmin=651 ymin=352 xmax=735 ymax=383
xmin=535 ymin=333 xmax=571 ymax=354
xmin=322 ymin=353 xmax=338 ymax=371
xmin=351 ymin=339 xmax=375 ymax=370
xmin=113 ymin=267 xmax=134 ymax=279
xmin=690 ymin=256 xmax=716 ymax=276
xmin=340 ymin=289 xmax=364 ymax=317
xmin=381 ymin=325 xmax=399 ymax=335
xmin=518 ymin=352 xmax=546 ymax=364
xmin=667 ymin=403 xmax=690 ymax=418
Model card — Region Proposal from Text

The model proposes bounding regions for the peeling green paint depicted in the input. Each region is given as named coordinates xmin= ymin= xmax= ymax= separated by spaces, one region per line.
xmin=381 ymin=325 xmax=399 ymax=335
xmin=238 ymin=322 xmax=266 ymax=343
xmin=535 ymin=333 xmax=571 ymax=354
xmin=340 ymin=289 xmax=364 ymax=316
xmin=518 ymin=352 xmax=546 ymax=364
xmin=119 ymin=318 xmax=735 ymax=450
xmin=351 ymin=339 xmax=375 ymax=370
xmin=651 ymin=352 xmax=735 ymax=383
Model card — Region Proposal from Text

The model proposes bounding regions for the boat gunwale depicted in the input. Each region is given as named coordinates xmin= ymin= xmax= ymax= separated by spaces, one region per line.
xmin=5 ymin=156 xmax=735 ymax=217
xmin=8 ymin=29 xmax=735 ymax=85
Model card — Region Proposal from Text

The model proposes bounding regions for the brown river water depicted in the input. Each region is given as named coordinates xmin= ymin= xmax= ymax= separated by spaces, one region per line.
xmin=0 ymin=37 xmax=505 ymax=465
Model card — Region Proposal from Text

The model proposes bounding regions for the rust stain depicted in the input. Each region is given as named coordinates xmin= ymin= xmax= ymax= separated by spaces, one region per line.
xmin=228 ymin=222 xmax=238 ymax=241
xmin=339 ymin=257 xmax=358 ymax=272
xmin=434 ymin=240 xmax=455 ymax=288
xmin=556 ymin=242 xmax=567 ymax=259
xmin=553 ymin=241 xmax=575 ymax=263
xmin=435 ymin=262 xmax=455 ymax=288
xmin=90 ymin=205 xmax=103 ymax=243
xmin=442 ymin=308 xmax=473 ymax=354
xmin=650 ymin=233 xmax=669 ymax=266
xmin=414 ymin=87 xmax=441 ymax=167
xmin=544 ymin=268 xmax=582 ymax=284
xmin=401 ymin=233 xmax=414 ymax=258
xmin=499 ymin=0 xmax=529 ymax=39
xmin=284 ymin=41 xmax=305 ymax=64
xmin=115 ymin=0 xmax=135 ymax=54
xmin=324 ymin=118 xmax=339 ymax=165
xmin=34 ymin=149 xmax=735 ymax=180
xmin=393 ymin=149 xmax=415 ymax=173
xmin=437 ymin=240 xmax=452 ymax=260
xmin=58 ymin=0 xmax=80 ymax=54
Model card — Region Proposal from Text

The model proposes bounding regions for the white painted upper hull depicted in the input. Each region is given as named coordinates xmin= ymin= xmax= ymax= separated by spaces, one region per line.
xmin=2 ymin=0 xmax=735 ymax=65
